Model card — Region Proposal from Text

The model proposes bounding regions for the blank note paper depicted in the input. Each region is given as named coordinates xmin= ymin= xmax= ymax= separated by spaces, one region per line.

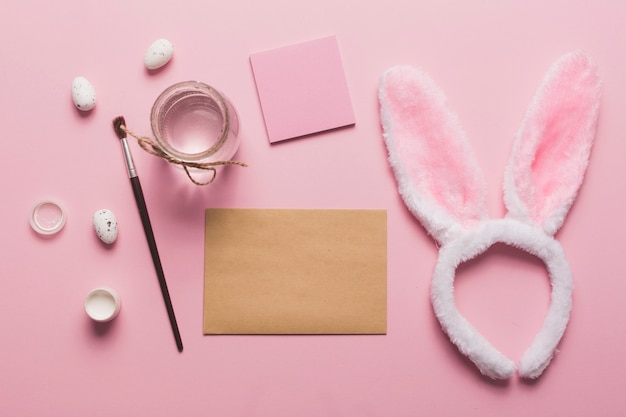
xmin=250 ymin=36 xmax=356 ymax=143
xmin=203 ymin=209 xmax=387 ymax=335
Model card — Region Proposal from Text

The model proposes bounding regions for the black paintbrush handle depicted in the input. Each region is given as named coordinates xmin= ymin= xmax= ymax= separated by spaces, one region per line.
xmin=130 ymin=175 xmax=183 ymax=352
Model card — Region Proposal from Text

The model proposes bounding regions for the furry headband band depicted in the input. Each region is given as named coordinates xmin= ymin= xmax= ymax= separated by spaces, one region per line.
xmin=379 ymin=52 xmax=600 ymax=379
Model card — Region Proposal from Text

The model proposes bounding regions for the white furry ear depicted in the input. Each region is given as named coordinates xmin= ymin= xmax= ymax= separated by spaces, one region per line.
xmin=379 ymin=66 xmax=487 ymax=244
xmin=504 ymin=52 xmax=601 ymax=235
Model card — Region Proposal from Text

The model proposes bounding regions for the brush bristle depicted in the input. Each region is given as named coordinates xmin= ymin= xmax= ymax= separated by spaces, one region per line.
xmin=113 ymin=116 xmax=127 ymax=139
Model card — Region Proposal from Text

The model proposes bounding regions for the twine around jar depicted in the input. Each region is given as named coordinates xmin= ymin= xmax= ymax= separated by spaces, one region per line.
xmin=120 ymin=124 xmax=247 ymax=186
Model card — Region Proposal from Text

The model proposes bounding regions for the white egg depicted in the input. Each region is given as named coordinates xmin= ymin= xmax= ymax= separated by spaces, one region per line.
xmin=93 ymin=209 xmax=118 ymax=244
xmin=144 ymin=38 xmax=174 ymax=70
xmin=71 ymin=76 xmax=96 ymax=111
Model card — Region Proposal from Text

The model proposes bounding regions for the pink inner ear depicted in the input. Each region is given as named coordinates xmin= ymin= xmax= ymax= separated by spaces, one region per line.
xmin=511 ymin=53 xmax=600 ymax=228
xmin=384 ymin=67 xmax=486 ymax=227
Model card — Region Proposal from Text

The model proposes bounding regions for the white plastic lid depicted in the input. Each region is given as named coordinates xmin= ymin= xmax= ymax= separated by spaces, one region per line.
xmin=30 ymin=200 xmax=66 ymax=235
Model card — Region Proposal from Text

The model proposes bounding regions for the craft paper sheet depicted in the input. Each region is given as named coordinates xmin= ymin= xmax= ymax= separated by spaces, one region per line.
xmin=203 ymin=209 xmax=386 ymax=334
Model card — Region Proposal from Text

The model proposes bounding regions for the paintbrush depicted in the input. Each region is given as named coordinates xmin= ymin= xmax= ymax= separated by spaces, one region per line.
xmin=113 ymin=116 xmax=183 ymax=352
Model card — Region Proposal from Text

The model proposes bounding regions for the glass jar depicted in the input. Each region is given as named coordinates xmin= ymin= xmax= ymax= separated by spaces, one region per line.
xmin=150 ymin=81 xmax=241 ymax=167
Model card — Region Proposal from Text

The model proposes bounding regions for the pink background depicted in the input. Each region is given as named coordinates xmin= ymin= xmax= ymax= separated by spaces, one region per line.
xmin=2 ymin=1 xmax=626 ymax=416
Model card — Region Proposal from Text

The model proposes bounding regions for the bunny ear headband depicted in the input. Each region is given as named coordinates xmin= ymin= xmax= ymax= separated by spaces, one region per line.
xmin=379 ymin=52 xmax=601 ymax=379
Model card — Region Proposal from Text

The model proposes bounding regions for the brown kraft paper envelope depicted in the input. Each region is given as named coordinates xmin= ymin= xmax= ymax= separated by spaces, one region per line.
xmin=203 ymin=209 xmax=387 ymax=334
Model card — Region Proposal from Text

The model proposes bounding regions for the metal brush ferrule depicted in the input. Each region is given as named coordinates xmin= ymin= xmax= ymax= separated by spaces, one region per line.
xmin=120 ymin=137 xmax=138 ymax=178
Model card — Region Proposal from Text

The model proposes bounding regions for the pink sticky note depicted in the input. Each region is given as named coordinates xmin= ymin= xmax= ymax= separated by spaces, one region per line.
xmin=250 ymin=36 xmax=356 ymax=143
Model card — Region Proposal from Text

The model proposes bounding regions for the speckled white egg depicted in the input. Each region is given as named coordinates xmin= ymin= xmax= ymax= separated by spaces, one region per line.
xmin=93 ymin=209 xmax=118 ymax=244
xmin=71 ymin=76 xmax=96 ymax=111
xmin=144 ymin=38 xmax=174 ymax=70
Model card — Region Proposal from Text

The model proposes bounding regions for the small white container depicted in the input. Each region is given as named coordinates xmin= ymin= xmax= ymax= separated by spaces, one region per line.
xmin=30 ymin=200 xmax=66 ymax=236
xmin=84 ymin=287 xmax=121 ymax=322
